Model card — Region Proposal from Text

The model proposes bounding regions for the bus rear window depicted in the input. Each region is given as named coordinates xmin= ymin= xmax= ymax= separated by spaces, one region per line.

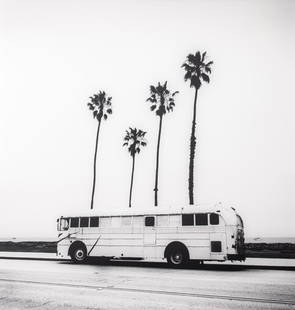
xmin=237 ymin=215 xmax=244 ymax=227
xmin=182 ymin=214 xmax=194 ymax=226
xmin=211 ymin=241 xmax=222 ymax=252
xmin=80 ymin=217 xmax=89 ymax=227
xmin=90 ymin=217 xmax=99 ymax=227
xmin=195 ymin=213 xmax=208 ymax=226
xmin=70 ymin=217 xmax=79 ymax=228
xmin=210 ymin=213 xmax=219 ymax=225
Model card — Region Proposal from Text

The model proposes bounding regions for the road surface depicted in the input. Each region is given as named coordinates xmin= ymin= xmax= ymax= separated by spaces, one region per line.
xmin=0 ymin=258 xmax=294 ymax=309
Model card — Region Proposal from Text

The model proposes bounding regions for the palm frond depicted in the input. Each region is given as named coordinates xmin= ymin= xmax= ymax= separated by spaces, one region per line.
xmin=195 ymin=51 xmax=201 ymax=63
xmin=123 ymin=127 xmax=148 ymax=156
xmin=187 ymin=53 xmax=196 ymax=64
xmin=150 ymin=85 xmax=157 ymax=93
xmin=87 ymin=90 xmax=113 ymax=122
xmin=201 ymin=73 xmax=210 ymax=83
xmin=190 ymin=75 xmax=201 ymax=88
xmin=182 ymin=51 xmax=213 ymax=89
xmin=201 ymin=51 xmax=207 ymax=62
xmin=182 ymin=63 xmax=195 ymax=72
xmin=184 ymin=71 xmax=192 ymax=81
xmin=147 ymin=81 xmax=178 ymax=116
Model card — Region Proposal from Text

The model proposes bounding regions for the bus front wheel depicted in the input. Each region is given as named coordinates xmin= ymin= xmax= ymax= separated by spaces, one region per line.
xmin=167 ymin=246 xmax=188 ymax=267
xmin=70 ymin=243 xmax=87 ymax=263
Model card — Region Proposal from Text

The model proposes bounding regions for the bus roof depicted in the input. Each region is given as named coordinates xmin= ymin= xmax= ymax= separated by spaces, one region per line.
xmin=60 ymin=204 xmax=240 ymax=225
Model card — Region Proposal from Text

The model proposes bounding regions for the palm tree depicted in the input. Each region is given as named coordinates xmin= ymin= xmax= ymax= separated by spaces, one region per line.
xmin=87 ymin=91 xmax=112 ymax=210
xmin=123 ymin=127 xmax=147 ymax=208
xmin=147 ymin=81 xmax=178 ymax=206
xmin=182 ymin=51 xmax=213 ymax=205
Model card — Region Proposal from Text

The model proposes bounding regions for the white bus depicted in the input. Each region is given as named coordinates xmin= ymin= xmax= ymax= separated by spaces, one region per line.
xmin=56 ymin=205 xmax=245 ymax=266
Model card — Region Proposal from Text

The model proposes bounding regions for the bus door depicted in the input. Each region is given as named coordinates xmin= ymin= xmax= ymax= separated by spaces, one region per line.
xmin=143 ymin=216 xmax=156 ymax=258
xmin=210 ymin=232 xmax=226 ymax=260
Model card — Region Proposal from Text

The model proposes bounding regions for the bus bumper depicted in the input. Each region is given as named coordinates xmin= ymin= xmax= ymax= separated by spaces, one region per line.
xmin=57 ymin=245 xmax=69 ymax=259
xmin=227 ymin=254 xmax=246 ymax=261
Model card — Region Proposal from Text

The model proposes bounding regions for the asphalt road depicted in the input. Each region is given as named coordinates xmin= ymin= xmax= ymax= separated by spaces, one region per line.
xmin=0 ymin=258 xmax=294 ymax=310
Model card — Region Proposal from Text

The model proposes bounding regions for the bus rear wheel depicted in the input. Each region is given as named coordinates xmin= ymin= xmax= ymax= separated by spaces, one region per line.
xmin=167 ymin=246 xmax=188 ymax=267
xmin=70 ymin=245 xmax=87 ymax=263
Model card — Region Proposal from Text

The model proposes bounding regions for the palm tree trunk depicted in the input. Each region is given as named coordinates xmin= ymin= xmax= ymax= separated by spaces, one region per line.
xmin=128 ymin=155 xmax=136 ymax=208
xmin=154 ymin=115 xmax=163 ymax=206
xmin=188 ymin=88 xmax=198 ymax=205
xmin=90 ymin=120 xmax=101 ymax=210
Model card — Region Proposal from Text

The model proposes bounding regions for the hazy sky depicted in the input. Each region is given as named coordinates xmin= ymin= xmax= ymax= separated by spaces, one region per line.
xmin=1 ymin=0 xmax=294 ymax=239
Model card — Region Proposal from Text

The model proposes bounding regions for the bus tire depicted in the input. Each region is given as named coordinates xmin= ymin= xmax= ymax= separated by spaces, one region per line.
xmin=69 ymin=242 xmax=87 ymax=264
xmin=166 ymin=243 xmax=189 ymax=267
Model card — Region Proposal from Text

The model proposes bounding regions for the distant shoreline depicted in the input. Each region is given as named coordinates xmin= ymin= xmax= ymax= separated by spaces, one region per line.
xmin=0 ymin=240 xmax=294 ymax=259
xmin=1 ymin=237 xmax=294 ymax=243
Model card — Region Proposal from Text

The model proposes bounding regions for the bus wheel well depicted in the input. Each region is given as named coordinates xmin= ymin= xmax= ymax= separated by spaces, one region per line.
xmin=68 ymin=241 xmax=87 ymax=257
xmin=164 ymin=242 xmax=189 ymax=260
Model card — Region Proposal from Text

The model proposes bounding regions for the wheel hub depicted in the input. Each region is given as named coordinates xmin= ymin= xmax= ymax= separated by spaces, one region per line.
xmin=171 ymin=251 xmax=183 ymax=264
xmin=75 ymin=249 xmax=85 ymax=260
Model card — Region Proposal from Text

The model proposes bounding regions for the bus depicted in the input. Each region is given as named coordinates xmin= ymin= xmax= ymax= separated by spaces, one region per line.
xmin=56 ymin=205 xmax=245 ymax=266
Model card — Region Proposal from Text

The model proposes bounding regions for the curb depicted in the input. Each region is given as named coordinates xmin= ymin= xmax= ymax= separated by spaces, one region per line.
xmin=0 ymin=256 xmax=67 ymax=262
xmin=0 ymin=255 xmax=294 ymax=270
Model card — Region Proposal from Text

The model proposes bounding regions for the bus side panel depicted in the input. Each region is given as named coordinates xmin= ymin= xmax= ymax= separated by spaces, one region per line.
xmin=86 ymin=231 xmax=144 ymax=258
xmin=91 ymin=245 xmax=143 ymax=258
xmin=155 ymin=219 xmax=227 ymax=261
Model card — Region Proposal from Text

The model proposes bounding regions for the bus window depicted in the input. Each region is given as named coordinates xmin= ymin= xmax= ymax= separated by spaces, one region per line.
xmin=111 ymin=217 xmax=121 ymax=228
xmin=122 ymin=216 xmax=132 ymax=226
xmin=100 ymin=217 xmax=111 ymax=227
xmin=80 ymin=217 xmax=89 ymax=228
xmin=157 ymin=215 xmax=169 ymax=227
xmin=210 ymin=213 xmax=219 ymax=225
xmin=211 ymin=241 xmax=222 ymax=252
xmin=145 ymin=216 xmax=155 ymax=227
xmin=169 ymin=215 xmax=180 ymax=227
xmin=70 ymin=217 xmax=79 ymax=228
xmin=90 ymin=217 xmax=99 ymax=227
xmin=132 ymin=216 xmax=142 ymax=227
xmin=195 ymin=213 xmax=208 ymax=226
xmin=182 ymin=214 xmax=194 ymax=226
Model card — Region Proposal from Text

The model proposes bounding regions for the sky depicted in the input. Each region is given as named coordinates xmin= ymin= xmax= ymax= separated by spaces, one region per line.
xmin=0 ymin=0 xmax=294 ymax=239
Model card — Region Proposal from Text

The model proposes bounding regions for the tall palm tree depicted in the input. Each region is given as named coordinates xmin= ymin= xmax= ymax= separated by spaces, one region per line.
xmin=147 ymin=81 xmax=178 ymax=206
xmin=182 ymin=51 xmax=213 ymax=205
xmin=123 ymin=127 xmax=147 ymax=208
xmin=87 ymin=91 xmax=112 ymax=210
